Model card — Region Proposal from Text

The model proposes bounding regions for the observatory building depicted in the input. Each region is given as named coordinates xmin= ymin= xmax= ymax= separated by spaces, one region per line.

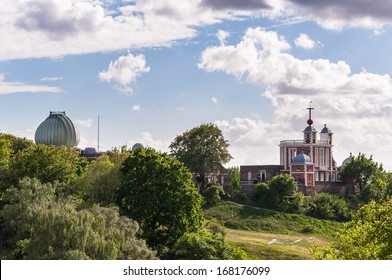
xmin=35 ymin=111 xmax=80 ymax=147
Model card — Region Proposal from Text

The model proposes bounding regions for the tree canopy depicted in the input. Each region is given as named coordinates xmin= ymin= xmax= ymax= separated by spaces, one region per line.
xmin=0 ymin=178 xmax=155 ymax=260
xmin=169 ymin=123 xmax=232 ymax=188
xmin=313 ymin=198 xmax=392 ymax=260
xmin=117 ymin=148 xmax=204 ymax=254
xmin=339 ymin=153 xmax=383 ymax=192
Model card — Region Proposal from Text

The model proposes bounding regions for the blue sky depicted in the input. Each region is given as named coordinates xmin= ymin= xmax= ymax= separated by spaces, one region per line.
xmin=2 ymin=0 xmax=392 ymax=170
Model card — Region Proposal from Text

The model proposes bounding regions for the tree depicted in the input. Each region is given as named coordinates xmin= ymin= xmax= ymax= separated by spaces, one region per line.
xmin=310 ymin=193 xmax=352 ymax=221
xmin=313 ymin=198 xmax=392 ymax=259
xmin=75 ymin=155 xmax=121 ymax=207
xmin=169 ymin=123 xmax=233 ymax=189
xmin=228 ymin=166 xmax=241 ymax=192
xmin=339 ymin=153 xmax=383 ymax=193
xmin=117 ymin=148 xmax=204 ymax=254
xmin=0 ymin=134 xmax=34 ymax=193
xmin=0 ymin=178 xmax=156 ymax=260
xmin=9 ymin=144 xmax=87 ymax=185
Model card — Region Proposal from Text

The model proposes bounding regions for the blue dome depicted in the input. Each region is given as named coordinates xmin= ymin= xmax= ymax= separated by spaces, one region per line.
xmin=291 ymin=153 xmax=313 ymax=165
xmin=342 ymin=153 xmax=353 ymax=167
xmin=132 ymin=143 xmax=144 ymax=150
xmin=303 ymin=125 xmax=316 ymax=132
xmin=35 ymin=111 xmax=80 ymax=147
xmin=320 ymin=124 xmax=332 ymax=134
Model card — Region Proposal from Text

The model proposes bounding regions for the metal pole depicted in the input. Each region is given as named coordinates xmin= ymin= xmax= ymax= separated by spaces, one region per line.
xmin=98 ymin=115 xmax=100 ymax=153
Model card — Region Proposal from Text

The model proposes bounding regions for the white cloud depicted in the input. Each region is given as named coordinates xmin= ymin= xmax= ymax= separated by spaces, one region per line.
xmin=0 ymin=0 xmax=287 ymax=61
xmin=217 ymin=29 xmax=230 ymax=45
xmin=176 ymin=107 xmax=185 ymax=111
xmin=132 ymin=104 xmax=141 ymax=111
xmin=294 ymin=33 xmax=319 ymax=49
xmin=75 ymin=118 xmax=93 ymax=128
xmin=99 ymin=53 xmax=150 ymax=86
xmin=129 ymin=131 xmax=169 ymax=152
xmin=211 ymin=97 xmax=218 ymax=104
xmin=40 ymin=76 xmax=63 ymax=81
xmin=288 ymin=0 xmax=392 ymax=30
xmin=200 ymin=27 xmax=392 ymax=169
xmin=0 ymin=73 xmax=62 ymax=94
xmin=1 ymin=0 xmax=390 ymax=61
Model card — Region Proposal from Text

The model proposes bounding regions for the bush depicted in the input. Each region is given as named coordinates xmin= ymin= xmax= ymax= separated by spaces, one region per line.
xmin=229 ymin=190 xmax=249 ymax=204
xmin=163 ymin=230 xmax=246 ymax=260
xmin=202 ymin=184 xmax=225 ymax=206
xmin=310 ymin=193 xmax=352 ymax=221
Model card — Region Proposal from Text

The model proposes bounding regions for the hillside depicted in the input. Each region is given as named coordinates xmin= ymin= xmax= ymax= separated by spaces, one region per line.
xmin=204 ymin=201 xmax=343 ymax=259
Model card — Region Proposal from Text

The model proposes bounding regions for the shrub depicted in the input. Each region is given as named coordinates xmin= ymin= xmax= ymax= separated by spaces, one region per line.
xmin=310 ymin=193 xmax=352 ymax=221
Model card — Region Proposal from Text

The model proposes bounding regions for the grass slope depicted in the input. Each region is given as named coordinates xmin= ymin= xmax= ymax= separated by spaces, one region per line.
xmin=204 ymin=201 xmax=343 ymax=259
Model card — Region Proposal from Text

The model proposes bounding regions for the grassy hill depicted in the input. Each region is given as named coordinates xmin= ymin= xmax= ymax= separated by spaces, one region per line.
xmin=204 ymin=201 xmax=342 ymax=259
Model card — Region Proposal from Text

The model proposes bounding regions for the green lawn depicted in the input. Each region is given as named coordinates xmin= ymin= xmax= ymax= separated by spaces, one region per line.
xmin=204 ymin=201 xmax=343 ymax=259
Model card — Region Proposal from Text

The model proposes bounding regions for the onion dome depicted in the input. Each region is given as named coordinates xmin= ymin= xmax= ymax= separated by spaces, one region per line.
xmin=320 ymin=124 xmax=332 ymax=134
xmin=303 ymin=125 xmax=316 ymax=132
xmin=342 ymin=153 xmax=353 ymax=167
xmin=132 ymin=143 xmax=144 ymax=150
xmin=35 ymin=111 xmax=80 ymax=147
xmin=291 ymin=153 xmax=313 ymax=165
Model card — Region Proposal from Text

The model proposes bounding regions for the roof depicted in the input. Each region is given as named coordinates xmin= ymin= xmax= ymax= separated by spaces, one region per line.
xmin=35 ymin=111 xmax=80 ymax=147
xmin=303 ymin=125 xmax=316 ymax=132
xmin=291 ymin=153 xmax=313 ymax=165
xmin=342 ymin=153 xmax=353 ymax=167
xmin=320 ymin=124 xmax=332 ymax=134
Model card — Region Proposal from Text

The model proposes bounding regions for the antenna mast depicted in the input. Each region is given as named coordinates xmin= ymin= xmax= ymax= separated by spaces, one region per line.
xmin=98 ymin=115 xmax=100 ymax=153
xmin=306 ymin=101 xmax=314 ymax=125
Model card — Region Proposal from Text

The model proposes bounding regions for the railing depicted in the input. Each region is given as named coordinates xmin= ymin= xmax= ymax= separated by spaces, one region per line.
xmin=279 ymin=139 xmax=330 ymax=145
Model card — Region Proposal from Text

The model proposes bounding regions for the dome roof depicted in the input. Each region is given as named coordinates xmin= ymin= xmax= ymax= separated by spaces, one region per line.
xmin=320 ymin=124 xmax=332 ymax=134
xmin=291 ymin=153 xmax=313 ymax=165
xmin=35 ymin=111 xmax=80 ymax=147
xmin=342 ymin=153 xmax=353 ymax=167
xmin=132 ymin=143 xmax=144 ymax=150
xmin=303 ymin=125 xmax=316 ymax=132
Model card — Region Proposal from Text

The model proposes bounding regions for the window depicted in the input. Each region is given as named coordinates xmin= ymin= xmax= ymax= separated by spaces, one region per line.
xmin=248 ymin=172 xmax=252 ymax=182
xmin=289 ymin=148 xmax=297 ymax=162
xmin=319 ymin=149 xmax=325 ymax=167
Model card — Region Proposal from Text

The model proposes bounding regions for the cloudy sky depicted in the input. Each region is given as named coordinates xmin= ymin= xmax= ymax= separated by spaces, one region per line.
xmin=2 ymin=0 xmax=392 ymax=170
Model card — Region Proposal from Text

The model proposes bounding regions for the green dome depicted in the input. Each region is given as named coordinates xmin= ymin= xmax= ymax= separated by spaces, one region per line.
xmin=35 ymin=111 xmax=80 ymax=147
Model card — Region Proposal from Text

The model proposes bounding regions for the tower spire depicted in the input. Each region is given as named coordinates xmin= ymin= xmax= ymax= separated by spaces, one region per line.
xmin=307 ymin=101 xmax=314 ymax=125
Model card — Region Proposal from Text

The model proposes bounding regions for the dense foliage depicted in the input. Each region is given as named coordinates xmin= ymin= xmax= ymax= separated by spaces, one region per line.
xmin=76 ymin=155 xmax=121 ymax=206
xmin=169 ymin=123 xmax=232 ymax=189
xmin=165 ymin=230 xmax=247 ymax=260
xmin=313 ymin=198 xmax=392 ymax=259
xmin=117 ymin=147 xmax=204 ymax=254
xmin=0 ymin=178 xmax=156 ymax=260
xmin=340 ymin=153 xmax=383 ymax=192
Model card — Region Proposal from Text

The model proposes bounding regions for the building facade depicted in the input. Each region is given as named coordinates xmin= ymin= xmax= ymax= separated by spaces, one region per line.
xmin=239 ymin=104 xmax=345 ymax=195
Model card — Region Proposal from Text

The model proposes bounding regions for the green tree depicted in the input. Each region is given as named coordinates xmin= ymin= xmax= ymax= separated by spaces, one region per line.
xmin=76 ymin=155 xmax=121 ymax=206
xmin=202 ymin=184 xmax=225 ymax=206
xmin=9 ymin=144 xmax=87 ymax=185
xmin=0 ymin=178 xmax=155 ymax=260
xmin=340 ymin=153 xmax=383 ymax=193
xmin=228 ymin=166 xmax=241 ymax=192
xmin=0 ymin=134 xmax=34 ymax=193
xmin=310 ymin=193 xmax=352 ymax=221
xmin=313 ymin=198 xmax=392 ymax=259
xmin=164 ymin=230 xmax=247 ymax=260
xmin=117 ymin=148 xmax=204 ymax=254
xmin=169 ymin=123 xmax=233 ymax=189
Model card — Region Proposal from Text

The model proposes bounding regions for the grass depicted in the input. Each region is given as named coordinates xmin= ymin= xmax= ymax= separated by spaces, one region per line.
xmin=225 ymin=228 xmax=330 ymax=259
xmin=204 ymin=201 xmax=342 ymax=241
xmin=204 ymin=201 xmax=343 ymax=259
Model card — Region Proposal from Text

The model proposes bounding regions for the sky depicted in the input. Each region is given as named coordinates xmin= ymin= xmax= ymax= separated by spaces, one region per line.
xmin=1 ymin=0 xmax=392 ymax=170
